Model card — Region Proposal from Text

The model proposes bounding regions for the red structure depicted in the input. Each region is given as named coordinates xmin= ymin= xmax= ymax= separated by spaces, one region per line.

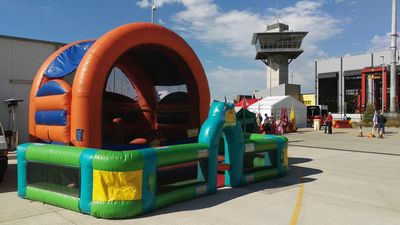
xmin=234 ymin=98 xmax=260 ymax=109
xmin=359 ymin=66 xmax=388 ymax=112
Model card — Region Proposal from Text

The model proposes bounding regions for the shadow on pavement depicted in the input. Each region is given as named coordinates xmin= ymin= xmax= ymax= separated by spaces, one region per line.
xmin=1 ymin=156 xmax=323 ymax=218
xmin=141 ymin=157 xmax=322 ymax=218
xmin=386 ymin=130 xmax=398 ymax=134
xmin=289 ymin=157 xmax=312 ymax=165
xmin=332 ymin=131 xmax=349 ymax=134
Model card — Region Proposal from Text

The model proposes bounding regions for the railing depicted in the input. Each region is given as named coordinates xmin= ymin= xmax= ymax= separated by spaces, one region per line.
xmin=256 ymin=40 xmax=303 ymax=50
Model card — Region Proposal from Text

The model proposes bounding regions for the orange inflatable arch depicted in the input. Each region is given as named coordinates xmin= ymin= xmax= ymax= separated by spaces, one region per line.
xmin=29 ymin=23 xmax=210 ymax=148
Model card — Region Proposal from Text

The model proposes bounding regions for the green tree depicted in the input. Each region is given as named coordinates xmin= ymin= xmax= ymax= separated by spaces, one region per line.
xmin=362 ymin=105 xmax=375 ymax=124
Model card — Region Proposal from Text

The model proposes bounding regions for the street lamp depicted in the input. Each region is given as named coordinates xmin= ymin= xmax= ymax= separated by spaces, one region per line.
xmin=380 ymin=56 xmax=385 ymax=113
xmin=151 ymin=0 xmax=156 ymax=23
xmin=3 ymin=99 xmax=24 ymax=151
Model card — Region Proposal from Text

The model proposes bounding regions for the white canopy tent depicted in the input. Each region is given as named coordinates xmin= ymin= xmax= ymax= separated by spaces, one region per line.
xmin=247 ymin=96 xmax=307 ymax=128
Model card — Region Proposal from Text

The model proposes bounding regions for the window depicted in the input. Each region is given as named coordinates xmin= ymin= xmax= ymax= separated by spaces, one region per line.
xmin=157 ymin=159 xmax=208 ymax=193
xmin=243 ymin=150 xmax=277 ymax=173
xmin=27 ymin=162 xmax=80 ymax=197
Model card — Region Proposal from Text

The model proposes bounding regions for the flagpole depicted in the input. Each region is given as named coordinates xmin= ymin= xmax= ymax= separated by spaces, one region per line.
xmin=151 ymin=0 xmax=156 ymax=23
xmin=243 ymin=98 xmax=247 ymax=133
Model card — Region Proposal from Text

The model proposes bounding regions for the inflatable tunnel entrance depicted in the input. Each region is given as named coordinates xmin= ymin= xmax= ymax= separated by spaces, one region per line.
xmin=29 ymin=23 xmax=210 ymax=148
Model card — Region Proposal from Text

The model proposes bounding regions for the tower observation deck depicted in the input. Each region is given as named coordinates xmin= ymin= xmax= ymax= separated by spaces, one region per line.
xmin=252 ymin=23 xmax=307 ymax=91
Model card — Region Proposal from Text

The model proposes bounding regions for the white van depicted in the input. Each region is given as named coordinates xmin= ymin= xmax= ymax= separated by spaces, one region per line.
xmin=0 ymin=122 xmax=8 ymax=182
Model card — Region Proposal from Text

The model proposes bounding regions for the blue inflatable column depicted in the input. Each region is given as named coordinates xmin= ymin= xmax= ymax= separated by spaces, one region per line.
xmin=223 ymin=122 xmax=244 ymax=187
xmin=268 ymin=135 xmax=288 ymax=176
xmin=198 ymin=102 xmax=225 ymax=194
xmin=79 ymin=149 xmax=98 ymax=214
xmin=139 ymin=148 xmax=157 ymax=213
xmin=17 ymin=143 xmax=30 ymax=198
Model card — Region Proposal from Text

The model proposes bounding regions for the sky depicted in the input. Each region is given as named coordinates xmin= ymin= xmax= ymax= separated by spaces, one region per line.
xmin=0 ymin=0 xmax=397 ymax=101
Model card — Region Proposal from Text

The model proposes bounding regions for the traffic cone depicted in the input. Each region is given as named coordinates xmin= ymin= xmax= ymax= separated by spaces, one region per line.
xmin=357 ymin=126 xmax=363 ymax=137
xmin=368 ymin=129 xmax=376 ymax=138
xmin=369 ymin=126 xmax=377 ymax=138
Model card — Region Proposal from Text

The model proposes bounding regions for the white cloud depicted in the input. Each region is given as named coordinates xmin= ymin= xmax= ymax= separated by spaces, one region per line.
xmin=333 ymin=0 xmax=357 ymax=5
xmin=136 ymin=0 xmax=180 ymax=8
xmin=174 ymin=0 xmax=342 ymax=94
xmin=207 ymin=66 xmax=266 ymax=101
xmin=368 ymin=32 xmax=391 ymax=52
xmin=172 ymin=0 xmax=264 ymax=57
xmin=278 ymin=1 xmax=342 ymax=42
xmin=158 ymin=18 xmax=165 ymax=24
xmin=137 ymin=0 xmax=149 ymax=8
xmin=137 ymin=0 xmax=343 ymax=94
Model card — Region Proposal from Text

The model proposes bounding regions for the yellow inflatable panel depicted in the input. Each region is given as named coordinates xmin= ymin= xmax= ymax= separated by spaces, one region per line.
xmin=283 ymin=148 xmax=288 ymax=167
xmin=92 ymin=170 xmax=143 ymax=201
xmin=225 ymin=109 xmax=236 ymax=123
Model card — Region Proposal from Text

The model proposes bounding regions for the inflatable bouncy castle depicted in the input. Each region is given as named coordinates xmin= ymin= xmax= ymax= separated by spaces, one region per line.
xmin=17 ymin=23 xmax=288 ymax=218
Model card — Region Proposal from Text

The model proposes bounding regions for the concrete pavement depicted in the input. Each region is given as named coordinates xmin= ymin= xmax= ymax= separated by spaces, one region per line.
xmin=0 ymin=127 xmax=399 ymax=225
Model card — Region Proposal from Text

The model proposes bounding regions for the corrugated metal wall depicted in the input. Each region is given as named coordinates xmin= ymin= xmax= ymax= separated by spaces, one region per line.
xmin=0 ymin=37 xmax=62 ymax=143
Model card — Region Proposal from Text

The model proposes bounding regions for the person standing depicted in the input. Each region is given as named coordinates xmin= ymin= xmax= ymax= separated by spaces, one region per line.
xmin=324 ymin=112 xmax=333 ymax=134
xmin=377 ymin=111 xmax=386 ymax=134
xmin=275 ymin=116 xmax=284 ymax=135
xmin=256 ymin=113 xmax=262 ymax=130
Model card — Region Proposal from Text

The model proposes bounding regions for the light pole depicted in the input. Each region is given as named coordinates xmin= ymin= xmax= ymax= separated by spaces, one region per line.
xmin=381 ymin=56 xmax=385 ymax=113
xmin=151 ymin=0 xmax=156 ymax=23
xmin=390 ymin=0 xmax=397 ymax=113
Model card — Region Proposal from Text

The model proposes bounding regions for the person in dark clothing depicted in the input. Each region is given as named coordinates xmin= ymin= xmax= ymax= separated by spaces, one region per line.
xmin=256 ymin=113 xmax=263 ymax=130
xmin=377 ymin=111 xmax=387 ymax=134
xmin=324 ymin=112 xmax=333 ymax=134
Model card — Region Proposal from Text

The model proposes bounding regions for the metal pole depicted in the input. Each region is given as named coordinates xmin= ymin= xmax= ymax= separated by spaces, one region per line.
xmin=243 ymin=106 xmax=246 ymax=133
xmin=151 ymin=0 xmax=156 ymax=23
xmin=340 ymin=57 xmax=343 ymax=116
xmin=269 ymin=68 xmax=272 ymax=96
xmin=390 ymin=0 xmax=397 ymax=112
xmin=381 ymin=56 xmax=385 ymax=112
xmin=372 ymin=78 xmax=375 ymax=108
xmin=382 ymin=66 xmax=385 ymax=113
xmin=315 ymin=61 xmax=318 ymax=105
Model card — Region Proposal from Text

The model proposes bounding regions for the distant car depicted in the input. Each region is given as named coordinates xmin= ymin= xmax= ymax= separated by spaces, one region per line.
xmin=0 ymin=122 xmax=8 ymax=182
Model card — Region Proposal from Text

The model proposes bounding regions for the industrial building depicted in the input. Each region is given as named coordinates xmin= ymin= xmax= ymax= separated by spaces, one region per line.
xmin=0 ymin=35 xmax=64 ymax=143
xmin=315 ymin=50 xmax=400 ymax=114
xmin=316 ymin=0 xmax=399 ymax=115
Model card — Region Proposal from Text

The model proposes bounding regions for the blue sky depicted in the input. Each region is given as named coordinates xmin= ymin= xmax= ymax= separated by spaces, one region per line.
xmin=0 ymin=0 xmax=396 ymax=100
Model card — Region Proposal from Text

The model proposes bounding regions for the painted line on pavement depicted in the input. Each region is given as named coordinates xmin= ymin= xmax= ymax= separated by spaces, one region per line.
xmin=289 ymin=144 xmax=400 ymax=156
xmin=289 ymin=182 xmax=304 ymax=225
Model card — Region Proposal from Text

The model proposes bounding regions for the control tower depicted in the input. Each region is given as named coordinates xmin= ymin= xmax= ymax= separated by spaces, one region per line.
xmin=251 ymin=23 xmax=307 ymax=99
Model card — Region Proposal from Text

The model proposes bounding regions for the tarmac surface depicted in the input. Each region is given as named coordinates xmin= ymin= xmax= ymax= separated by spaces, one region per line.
xmin=0 ymin=127 xmax=399 ymax=225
